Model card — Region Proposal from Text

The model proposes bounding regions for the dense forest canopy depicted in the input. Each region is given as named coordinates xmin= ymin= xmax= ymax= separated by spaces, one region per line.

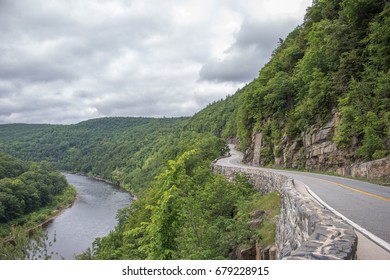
xmin=1 ymin=0 xmax=389 ymax=259
xmin=2 ymin=0 xmax=389 ymax=183
xmin=0 ymin=151 xmax=73 ymax=226
xmin=186 ymin=0 xmax=390 ymax=167
xmin=0 ymin=117 xmax=280 ymax=259
xmin=0 ymin=117 xmax=190 ymax=193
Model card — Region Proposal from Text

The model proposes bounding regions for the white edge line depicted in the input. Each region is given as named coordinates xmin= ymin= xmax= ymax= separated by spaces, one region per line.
xmin=216 ymin=146 xmax=390 ymax=253
xmin=302 ymin=181 xmax=390 ymax=253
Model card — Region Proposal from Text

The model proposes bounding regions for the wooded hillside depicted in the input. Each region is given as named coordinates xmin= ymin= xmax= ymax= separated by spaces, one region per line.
xmin=1 ymin=0 xmax=389 ymax=259
xmin=189 ymin=0 xmax=390 ymax=171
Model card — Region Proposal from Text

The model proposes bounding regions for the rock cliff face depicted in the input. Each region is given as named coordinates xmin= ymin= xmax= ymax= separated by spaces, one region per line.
xmin=336 ymin=157 xmax=390 ymax=181
xmin=244 ymin=114 xmax=390 ymax=181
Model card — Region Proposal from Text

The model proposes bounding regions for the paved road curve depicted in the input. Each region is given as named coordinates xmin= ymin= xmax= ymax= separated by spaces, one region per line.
xmin=216 ymin=145 xmax=390 ymax=253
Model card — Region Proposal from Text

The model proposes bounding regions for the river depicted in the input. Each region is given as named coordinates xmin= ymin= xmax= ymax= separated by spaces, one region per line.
xmin=43 ymin=173 xmax=132 ymax=259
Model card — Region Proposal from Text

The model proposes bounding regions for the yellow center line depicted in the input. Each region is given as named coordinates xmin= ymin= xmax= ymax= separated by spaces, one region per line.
xmin=300 ymin=174 xmax=390 ymax=203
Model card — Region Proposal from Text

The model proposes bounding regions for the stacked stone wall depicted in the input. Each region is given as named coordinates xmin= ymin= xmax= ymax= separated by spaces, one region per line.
xmin=212 ymin=164 xmax=358 ymax=260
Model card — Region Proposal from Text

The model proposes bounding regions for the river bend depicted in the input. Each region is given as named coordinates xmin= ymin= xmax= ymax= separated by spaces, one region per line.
xmin=43 ymin=173 xmax=132 ymax=259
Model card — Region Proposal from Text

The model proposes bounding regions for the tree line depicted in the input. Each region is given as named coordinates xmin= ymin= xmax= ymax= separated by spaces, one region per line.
xmin=0 ymin=119 xmax=280 ymax=259
xmin=188 ymin=0 xmax=390 ymax=166
xmin=0 ymin=151 xmax=75 ymax=238
xmin=1 ymin=0 xmax=388 ymax=259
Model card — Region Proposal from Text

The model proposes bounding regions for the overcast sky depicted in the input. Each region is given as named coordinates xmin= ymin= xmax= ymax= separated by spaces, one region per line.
xmin=0 ymin=0 xmax=312 ymax=124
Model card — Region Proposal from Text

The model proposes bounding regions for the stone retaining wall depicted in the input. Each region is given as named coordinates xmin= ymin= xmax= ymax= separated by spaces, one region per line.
xmin=212 ymin=164 xmax=358 ymax=260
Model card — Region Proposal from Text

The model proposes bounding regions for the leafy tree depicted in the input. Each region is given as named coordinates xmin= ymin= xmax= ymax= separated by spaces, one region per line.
xmin=0 ymin=226 xmax=59 ymax=260
xmin=2 ymin=0 xmax=390 ymax=261
xmin=0 ymin=151 xmax=73 ymax=235
xmin=340 ymin=0 xmax=385 ymax=29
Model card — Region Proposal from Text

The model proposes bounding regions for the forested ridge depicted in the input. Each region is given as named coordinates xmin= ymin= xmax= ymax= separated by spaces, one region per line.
xmin=1 ymin=0 xmax=389 ymax=259
xmin=0 ymin=117 xmax=190 ymax=193
xmin=0 ymin=117 xmax=279 ymax=259
xmin=188 ymin=0 xmax=390 ymax=170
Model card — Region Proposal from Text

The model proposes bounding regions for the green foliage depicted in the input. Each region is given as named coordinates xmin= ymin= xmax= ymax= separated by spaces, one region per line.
xmin=166 ymin=1 xmax=390 ymax=167
xmin=225 ymin=0 xmax=390 ymax=164
xmin=356 ymin=126 xmax=386 ymax=159
xmin=0 ymin=118 xmax=190 ymax=194
xmin=0 ymin=226 xmax=59 ymax=260
xmin=366 ymin=6 xmax=390 ymax=71
xmin=0 ymin=152 xmax=28 ymax=179
xmin=0 ymin=152 xmax=75 ymax=239
xmin=1 ymin=117 xmax=250 ymax=260
xmin=340 ymin=0 xmax=385 ymax=29
xmin=263 ymin=72 xmax=294 ymax=118
xmin=233 ymin=192 xmax=281 ymax=248
xmin=1 ymin=0 xmax=389 ymax=261
xmin=334 ymin=67 xmax=390 ymax=159
xmin=86 ymin=142 xmax=278 ymax=260
xmin=354 ymin=112 xmax=388 ymax=159
xmin=305 ymin=0 xmax=342 ymax=23
xmin=185 ymin=93 xmax=242 ymax=140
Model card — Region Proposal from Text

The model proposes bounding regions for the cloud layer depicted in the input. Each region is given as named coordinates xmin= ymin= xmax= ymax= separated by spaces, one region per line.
xmin=0 ymin=0 xmax=311 ymax=124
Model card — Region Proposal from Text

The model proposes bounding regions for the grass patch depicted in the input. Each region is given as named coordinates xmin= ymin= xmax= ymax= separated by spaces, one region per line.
xmin=252 ymin=193 xmax=281 ymax=246
xmin=251 ymin=192 xmax=281 ymax=217
xmin=235 ymin=192 xmax=281 ymax=249
xmin=258 ymin=220 xmax=277 ymax=246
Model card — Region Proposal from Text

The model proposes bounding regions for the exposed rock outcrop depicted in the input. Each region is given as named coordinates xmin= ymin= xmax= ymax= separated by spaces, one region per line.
xmin=244 ymin=114 xmax=390 ymax=181
xmin=336 ymin=156 xmax=390 ymax=181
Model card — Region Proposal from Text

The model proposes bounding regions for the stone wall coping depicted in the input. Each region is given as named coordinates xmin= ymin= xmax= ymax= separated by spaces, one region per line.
xmin=212 ymin=163 xmax=358 ymax=260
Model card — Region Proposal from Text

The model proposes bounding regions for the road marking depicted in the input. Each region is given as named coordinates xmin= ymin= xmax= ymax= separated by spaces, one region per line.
xmin=220 ymin=157 xmax=390 ymax=203
xmin=216 ymin=147 xmax=390 ymax=254
xmin=300 ymin=175 xmax=390 ymax=203
xmin=302 ymin=182 xmax=390 ymax=254
xmin=216 ymin=150 xmax=390 ymax=254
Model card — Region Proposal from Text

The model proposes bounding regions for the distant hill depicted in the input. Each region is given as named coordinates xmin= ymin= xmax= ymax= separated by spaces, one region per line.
xmin=2 ymin=1 xmax=389 ymax=181
xmin=1 ymin=0 xmax=389 ymax=260
xmin=0 ymin=117 xmax=194 ymax=193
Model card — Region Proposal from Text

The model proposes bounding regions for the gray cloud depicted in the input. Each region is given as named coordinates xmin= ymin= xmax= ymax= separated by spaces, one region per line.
xmin=199 ymin=47 xmax=267 ymax=83
xmin=199 ymin=18 xmax=299 ymax=83
xmin=0 ymin=59 xmax=77 ymax=82
xmin=0 ymin=0 xmax=311 ymax=124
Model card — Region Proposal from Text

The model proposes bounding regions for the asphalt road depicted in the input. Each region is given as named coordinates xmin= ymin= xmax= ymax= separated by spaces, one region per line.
xmin=216 ymin=145 xmax=390 ymax=252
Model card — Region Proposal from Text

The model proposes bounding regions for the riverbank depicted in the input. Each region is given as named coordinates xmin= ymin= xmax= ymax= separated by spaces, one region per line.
xmin=0 ymin=184 xmax=77 ymax=242
xmin=39 ymin=173 xmax=133 ymax=259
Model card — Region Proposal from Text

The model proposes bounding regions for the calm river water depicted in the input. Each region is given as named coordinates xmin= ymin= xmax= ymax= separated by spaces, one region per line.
xmin=43 ymin=173 xmax=132 ymax=259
